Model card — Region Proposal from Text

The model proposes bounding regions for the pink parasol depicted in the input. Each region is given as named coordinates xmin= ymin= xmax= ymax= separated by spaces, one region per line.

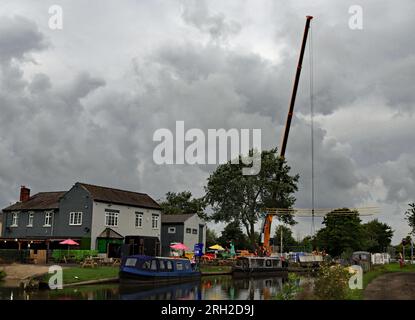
xmin=170 ymin=243 xmax=189 ymax=251
xmin=60 ymin=239 xmax=79 ymax=245
xmin=60 ymin=239 xmax=79 ymax=260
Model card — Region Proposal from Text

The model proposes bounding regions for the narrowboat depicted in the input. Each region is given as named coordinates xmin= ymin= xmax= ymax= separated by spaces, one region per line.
xmin=232 ymin=256 xmax=288 ymax=277
xmin=119 ymin=255 xmax=201 ymax=284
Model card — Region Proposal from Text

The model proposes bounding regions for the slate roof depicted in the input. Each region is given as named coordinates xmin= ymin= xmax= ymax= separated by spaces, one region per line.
xmin=2 ymin=192 xmax=66 ymax=211
xmin=78 ymin=183 xmax=161 ymax=210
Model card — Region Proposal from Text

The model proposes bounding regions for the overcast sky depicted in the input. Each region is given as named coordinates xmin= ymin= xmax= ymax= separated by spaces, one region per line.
xmin=0 ymin=0 xmax=414 ymax=244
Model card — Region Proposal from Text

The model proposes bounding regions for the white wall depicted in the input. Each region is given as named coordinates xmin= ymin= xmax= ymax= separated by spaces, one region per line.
xmin=90 ymin=201 xmax=161 ymax=250
xmin=183 ymin=214 xmax=206 ymax=252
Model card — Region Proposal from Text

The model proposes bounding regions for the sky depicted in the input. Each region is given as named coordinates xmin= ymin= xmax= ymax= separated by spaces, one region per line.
xmin=0 ymin=0 xmax=414 ymax=244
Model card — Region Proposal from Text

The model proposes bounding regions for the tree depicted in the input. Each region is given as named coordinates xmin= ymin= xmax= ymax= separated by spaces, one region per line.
xmin=204 ymin=148 xmax=299 ymax=248
xmin=314 ymin=208 xmax=364 ymax=257
xmin=160 ymin=191 xmax=205 ymax=217
xmin=362 ymin=219 xmax=393 ymax=252
xmin=274 ymin=225 xmax=298 ymax=250
xmin=218 ymin=221 xmax=250 ymax=250
xmin=206 ymin=228 xmax=218 ymax=248
xmin=405 ymin=203 xmax=415 ymax=236
xmin=299 ymin=235 xmax=314 ymax=252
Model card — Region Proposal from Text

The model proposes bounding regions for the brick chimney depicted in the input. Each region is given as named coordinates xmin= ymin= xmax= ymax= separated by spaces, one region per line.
xmin=20 ymin=186 xmax=30 ymax=202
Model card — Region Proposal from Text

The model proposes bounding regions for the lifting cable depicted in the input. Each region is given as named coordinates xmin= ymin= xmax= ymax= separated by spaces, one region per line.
xmin=308 ymin=24 xmax=315 ymax=236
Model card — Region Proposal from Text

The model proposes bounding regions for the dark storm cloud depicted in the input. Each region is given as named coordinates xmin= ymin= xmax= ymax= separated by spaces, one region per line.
xmin=0 ymin=1 xmax=414 ymax=242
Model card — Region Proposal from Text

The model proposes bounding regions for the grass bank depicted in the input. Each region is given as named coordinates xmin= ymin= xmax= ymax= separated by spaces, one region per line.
xmin=348 ymin=263 xmax=415 ymax=300
xmin=42 ymin=266 xmax=119 ymax=286
xmin=200 ymin=265 xmax=232 ymax=275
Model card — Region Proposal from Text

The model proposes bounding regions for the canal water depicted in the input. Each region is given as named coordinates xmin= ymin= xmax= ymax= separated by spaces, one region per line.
xmin=0 ymin=275 xmax=302 ymax=300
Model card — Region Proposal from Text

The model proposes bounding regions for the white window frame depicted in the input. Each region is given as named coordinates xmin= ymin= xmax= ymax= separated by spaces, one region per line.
xmin=105 ymin=211 xmax=119 ymax=227
xmin=27 ymin=211 xmax=34 ymax=227
xmin=168 ymin=227 xmax=176 ymax=234
xmin=151 ymin=214 xmax=159 ymax=229
xmin=11 ymin=212 xmax=19 ymax=227
xmin=135 ymin=212 xmax=143 ymax=228
xmin=44 ymin=211 xmax=53 ymax=227
xmin=69 ymin=212 xmax=83 ymax=226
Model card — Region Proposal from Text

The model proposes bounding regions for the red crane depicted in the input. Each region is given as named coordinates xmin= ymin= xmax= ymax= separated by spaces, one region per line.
xmin=261 ymin=15 xmax=313 ymax=251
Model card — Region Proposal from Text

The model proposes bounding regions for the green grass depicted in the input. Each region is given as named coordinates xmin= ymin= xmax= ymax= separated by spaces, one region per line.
xmin=348 ymin=263 xmax=415 ymax=300
xmin=200 ymin=265 xmax=232 ymax=274
xmin=43 ymin=266 xmax=119 ymax=285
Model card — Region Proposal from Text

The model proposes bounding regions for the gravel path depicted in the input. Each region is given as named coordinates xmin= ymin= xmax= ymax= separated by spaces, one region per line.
xmin=364 ymin=272 xmax=415 ymax=300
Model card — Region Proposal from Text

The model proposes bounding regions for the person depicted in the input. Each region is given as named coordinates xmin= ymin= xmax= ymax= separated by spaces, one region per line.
xmin=230 ymin=241 xmax=236 ymax=258
xmin=399 ymin=252 xmax=404 ymax=268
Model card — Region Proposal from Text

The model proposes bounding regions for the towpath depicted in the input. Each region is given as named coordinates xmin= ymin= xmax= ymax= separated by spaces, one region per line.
xmin=364 ymin=272 xmax=415 ymax=300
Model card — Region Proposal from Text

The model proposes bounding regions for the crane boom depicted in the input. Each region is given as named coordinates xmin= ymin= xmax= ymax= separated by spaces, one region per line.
xmin=262 ymin=15 xmax=313 ymax=251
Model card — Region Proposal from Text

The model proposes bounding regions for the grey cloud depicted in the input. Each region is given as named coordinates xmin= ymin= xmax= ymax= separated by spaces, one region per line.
xmin=0 ymin=1 xmax=413 ymax=244
xmin=0 ymin=15 xmax=47 ymax=63
xmin=181 ymin=0 xmax=241 ymax=42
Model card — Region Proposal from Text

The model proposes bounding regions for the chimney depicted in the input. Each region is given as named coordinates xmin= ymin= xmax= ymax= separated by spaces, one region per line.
xmin=20 ymin=186 xmax=30 ymax=202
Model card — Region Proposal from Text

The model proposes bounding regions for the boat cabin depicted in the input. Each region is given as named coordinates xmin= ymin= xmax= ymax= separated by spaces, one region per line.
xmin=234 ymin=256 xmax=283 ymax=271
xmin=122 ymin=255 xmax=194 ymax=273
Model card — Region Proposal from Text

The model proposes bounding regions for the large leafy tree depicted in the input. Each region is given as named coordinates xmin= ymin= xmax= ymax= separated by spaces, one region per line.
xmin=160 ymin=191 xmax=205 ymax=217
xmin=405 ymin=203 xmax=415 ymax=236
xmin=204 ymin=148 xmax=299 ymax=248
xmin=362 ymin=219 xmax=393 ymax=252
xmin=274 ymin=225 xmax=298 ymax=249
xmin=314 ymin=208 xmax=364 ymax=257
xmin=218 ymin=221 xmax=250 ymax=250
xmin=206 ymin=228 xmax=218 ymax=248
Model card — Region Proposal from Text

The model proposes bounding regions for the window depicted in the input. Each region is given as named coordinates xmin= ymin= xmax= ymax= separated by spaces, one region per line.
xmin=69 ymin=212 xmax=82 ymax=225
xmin=27 ymin=212 xmax=34 ymax=227
xmin=192 ymin=229 xmax=197 ymax=234
xmin=176 ymin=262 xmax=183 ymax=271
xmin=11 ymin=212 xmax=18 ymax=227
xmin=150 ymin=260 xmax=157 ymax=271
xmin=105 ymin=210 xmax=119 ymax=227
xmin=152 ymin=214 xmax=159 ymax=229
xmin=186 ymin=228 xmax=191 ymax=234
xmin=44 ymin=211 xmax=52 ymax=227
xmin=125 ymin=258 xmax=137 ymax=267
xmin=135 ymin=212 xmax=143 ymax=228
xmin=166 ymin=260 xmax=173 ymax=271
xmin=168 ymin=227 xmax=176 ymax=234
xmin=159 ymin=260 xmax=166 ymax=270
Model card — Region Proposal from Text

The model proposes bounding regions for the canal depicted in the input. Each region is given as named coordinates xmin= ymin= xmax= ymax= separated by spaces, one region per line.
xmin=0 ymin=275 xmax=304 ymax=300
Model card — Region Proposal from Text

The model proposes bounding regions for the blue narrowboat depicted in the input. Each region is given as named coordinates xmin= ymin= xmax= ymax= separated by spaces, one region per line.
xmin=119 ymin=255 xmax=201 ymax=284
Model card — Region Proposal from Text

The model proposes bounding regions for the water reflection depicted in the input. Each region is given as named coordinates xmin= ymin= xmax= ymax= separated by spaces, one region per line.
xmin=0 ymin=275 xmax=290 ymax=300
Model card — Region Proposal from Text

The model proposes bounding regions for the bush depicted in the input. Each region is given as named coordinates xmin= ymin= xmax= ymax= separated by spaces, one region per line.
xmin=314 ymin=264 xmax=351 ymax=300
xmin=0 ymin=270 xmax=6 ymax=280
xmin=276 ymin=273 xmax=303 ymax=300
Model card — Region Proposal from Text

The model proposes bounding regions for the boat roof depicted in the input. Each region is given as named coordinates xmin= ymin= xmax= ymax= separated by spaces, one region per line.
xmin=126 ymin=255 xmax=190 ymax=261
xmin=237 ymin=256 xmax=280 ymax=260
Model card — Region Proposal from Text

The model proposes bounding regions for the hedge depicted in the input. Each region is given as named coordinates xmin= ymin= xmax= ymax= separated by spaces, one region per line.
xmin=51 ymin=249 xmax=98 ymax=262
